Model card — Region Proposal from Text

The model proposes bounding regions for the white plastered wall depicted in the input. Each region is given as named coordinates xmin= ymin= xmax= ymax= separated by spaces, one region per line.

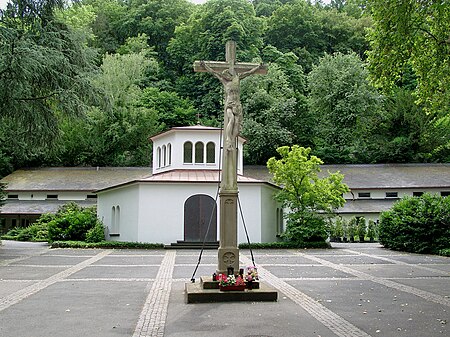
xmin=97 ymin=184 xmax=140 ymax=242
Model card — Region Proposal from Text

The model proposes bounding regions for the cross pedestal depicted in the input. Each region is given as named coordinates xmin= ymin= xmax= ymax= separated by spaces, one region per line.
xmin=217 ymin=192 xmax=239 ymax=274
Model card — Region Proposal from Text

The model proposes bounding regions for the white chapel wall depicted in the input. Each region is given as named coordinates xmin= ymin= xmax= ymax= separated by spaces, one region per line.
xmin=97 ymin=185 xmax=140 ymax=241
xmin=137 ymin=182 xmax=220 ymax=244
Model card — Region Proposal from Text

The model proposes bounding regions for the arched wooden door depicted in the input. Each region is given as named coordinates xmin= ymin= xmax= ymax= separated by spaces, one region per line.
xmin=184 ymin=194 xmax=217 ymax=242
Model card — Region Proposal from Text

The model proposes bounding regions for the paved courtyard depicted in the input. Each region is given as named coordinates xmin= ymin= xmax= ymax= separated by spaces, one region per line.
xmin=0 ymin=240 xmax=449 ymax=337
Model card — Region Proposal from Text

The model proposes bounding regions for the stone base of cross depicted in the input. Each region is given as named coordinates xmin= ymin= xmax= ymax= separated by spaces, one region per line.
xmin=194 ymin=41 xmax=267 ymax=275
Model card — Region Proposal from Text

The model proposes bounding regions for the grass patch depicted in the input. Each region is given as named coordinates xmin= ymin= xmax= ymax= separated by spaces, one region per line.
xmin=50 ymin=241 xmax=164 ymax=249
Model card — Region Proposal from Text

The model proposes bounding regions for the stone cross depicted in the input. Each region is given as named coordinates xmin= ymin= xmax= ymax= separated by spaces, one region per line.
xmin=194 ymin=41 xmax=267 ymax=274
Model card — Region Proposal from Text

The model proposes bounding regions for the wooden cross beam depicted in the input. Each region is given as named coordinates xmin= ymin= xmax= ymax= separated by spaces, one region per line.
xmin=193 ymin=41 xmax=268 ymax=75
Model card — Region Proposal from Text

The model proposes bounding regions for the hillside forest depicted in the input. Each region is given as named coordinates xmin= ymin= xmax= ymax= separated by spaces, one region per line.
xmin=0 ymin=0 xmax=449 ymax=178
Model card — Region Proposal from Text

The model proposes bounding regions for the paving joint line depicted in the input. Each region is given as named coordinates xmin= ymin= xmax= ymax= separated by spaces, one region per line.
xmin=133 ymin=250 xmax=176 ymax=337
xmin=295 ymin=251 xmax=450 ymax=307
xmin=240 ymin=254 xmax=370 ymax=337
xmin=342 ymin=248 xmax=450 ymax=276
xmin=0 ymin=250 xmax=111 ymax=312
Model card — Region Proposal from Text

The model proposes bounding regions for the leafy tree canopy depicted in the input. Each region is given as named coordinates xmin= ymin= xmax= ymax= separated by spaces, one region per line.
xmin=367 ymin=0 xmax=450 ymax=117
xmin=0 ymin=0 xmax=98 ymax=145
xmin=267 ymin=145 xmax=349 ymax=242
xmin=308 ymin=52 xmax=380 ymax=163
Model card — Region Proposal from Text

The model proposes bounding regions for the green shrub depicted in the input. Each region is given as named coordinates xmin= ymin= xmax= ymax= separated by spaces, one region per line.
xmin=334 ymin=217 xmax=344 ymax=238
xmin=367 ymin=219 xmax=378 ymax=239
xmin=239 ymin=241 xmax=329 ymax=249
xmin=17 ymin=223 xmax=48 ymax=242
xmin=50 ymin=241 xmax=164 ymax=249
xmin=439 ymin=248 xmax=450 ymax=257
xmin=379 ymin=193 xmax=450 ymax=254
xmin=284 ymin=213 xmax=329 ymax=244
xmin=357 ymin=217 xmax=367 ymax=239
xmin=348 ymin=217 xmax=357 ymax=241
xmin=47 ymin=202 xmax=99 ymax=242
xmin=1 ymin=222 xmax=48 ymax=242
xmin=85 ymin=221 xmax=105 ymax=243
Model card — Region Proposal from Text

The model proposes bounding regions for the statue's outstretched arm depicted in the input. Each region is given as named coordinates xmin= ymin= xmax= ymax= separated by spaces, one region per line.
xmin=239 ymin=63 xmax=265 ymax=79
xmin=200 ymin=61 xmax=228 ymax=82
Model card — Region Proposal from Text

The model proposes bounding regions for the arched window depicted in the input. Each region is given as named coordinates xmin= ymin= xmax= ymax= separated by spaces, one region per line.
xmin=111 ymin=206 xmax=116 ymax=232
xmin=167 ymin=143 xmax=172 ymax=165
xmin=184 ymin=142 xmax=193 ymax=163
xmin=206 ymin=142 xmax=215 ymax=163
xmin=157 ymin=147 xmax=161 ymax=168
xmin=162 ymin=145 xmax=167 ymax=167
xmin=195 ymin=142 xmax=204 ymax=163
xmin=115 ymin=206 xmax=120 ymax=233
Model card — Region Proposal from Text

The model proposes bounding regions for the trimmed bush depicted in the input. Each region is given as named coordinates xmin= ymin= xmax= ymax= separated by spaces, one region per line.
xmin=239 ymin=241 xmax=329 ymax=249
xmin=379 ymin=193 xmax=450 ymax=254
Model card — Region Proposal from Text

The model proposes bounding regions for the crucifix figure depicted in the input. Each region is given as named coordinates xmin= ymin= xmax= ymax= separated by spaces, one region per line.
xmin=194 ymin=41 xmax=268 ymax=274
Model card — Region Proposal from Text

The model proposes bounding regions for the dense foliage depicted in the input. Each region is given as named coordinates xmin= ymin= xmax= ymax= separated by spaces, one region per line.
xmin=0 ymin=0 xmax=449 ymax=178
xmin=379 ymin=194 xmax=450 ymax=254
xmin=2 ymin=202 xmax=105 ymax=242
xmin=267 ymin=145 xmax=349 ymax=244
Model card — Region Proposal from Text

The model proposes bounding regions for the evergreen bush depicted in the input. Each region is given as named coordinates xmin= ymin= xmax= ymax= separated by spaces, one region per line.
xmin=379 ymin=194 xmax=450 ymax=254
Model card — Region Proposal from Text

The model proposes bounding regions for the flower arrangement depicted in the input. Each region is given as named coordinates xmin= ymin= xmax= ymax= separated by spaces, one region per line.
xmin=218 ymin=273 xmax=245 ymax=287
xmin=245 ymin=266 xmax=259 ymax=282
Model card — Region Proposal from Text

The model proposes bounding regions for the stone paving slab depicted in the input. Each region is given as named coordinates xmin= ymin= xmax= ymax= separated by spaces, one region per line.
xmin=288 ymin=279 xmax=449 ymax=336
xmin=69 ymin=265 xmax=160 ymax=279
xmin=312 ymin=255 xmax=393 ymax=265
xmin=350 ymin=264 xmax=448 ymax=278
xmin=264 ymin=265 xmax=355 ymax=279
xmin=92 ymin=255 xmax=164 ymax=265
xmin=0 ymin=280 xmax=148 ymax=337
xmin=12 ymin=255 xmax=89 ymax=265
xmin=0 ymin=240 xmax=449 ymax=337
xmin=0 ymin=265 xmax=67 ymax=280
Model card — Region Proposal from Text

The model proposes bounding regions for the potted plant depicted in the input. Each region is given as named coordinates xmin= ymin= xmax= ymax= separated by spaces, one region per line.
xmin=367 ymin=219 xmax=376 ymax=242
xmin=348 ymin=217 xmax=357 ymax=242
xmin=342 ymin=218 xmax=349 ymax=242
xmin=245 ymin=266 xmax=259 ymax=289
xmin=334 ymin=216 xmax=344 ymax=242
xmin=357 ymin=217 xmax=367 ymax=242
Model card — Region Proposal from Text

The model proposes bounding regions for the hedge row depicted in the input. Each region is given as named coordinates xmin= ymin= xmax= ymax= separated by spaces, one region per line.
xmin=50 ymin=241 xmax=164 ymax=249
xmin=239 ymin=241 xmax=329 ymax=249
xmin=379 ymin=193 xmax=450 ymax=254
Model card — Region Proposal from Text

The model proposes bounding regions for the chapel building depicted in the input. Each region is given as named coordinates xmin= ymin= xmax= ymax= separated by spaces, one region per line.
xmin=96 ymin=126 xmax=282 ymax=246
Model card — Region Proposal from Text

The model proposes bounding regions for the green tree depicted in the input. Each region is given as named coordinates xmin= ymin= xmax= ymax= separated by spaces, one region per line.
xmin=118 ymin=0 xmax=194 ymax=65
xmin=167 ymin=0 xmax=264 ymax=118
xmin=56 ymin=51 xmax=160 ymax=166
xmin=241 ymin=49 xmax=310 ymax=164
xmin=0 ymin=182 xmax=6 ymax=208
xmin=308 ymin=52 xmax=381 ymax=163
xmin=265 ymin=0 xmax=371 ymax=71
xmin=267 ymin=145 xmax=349 ymax=243
xmin=0 ymin=0 xmax=98 ymax=140
xmin=367 ymin=0 xmax=450 ymax=117
xmin=140 ymin=87 xmax=198 ymax=128
xmin=360 ymin=88 xmax=432 ymax=163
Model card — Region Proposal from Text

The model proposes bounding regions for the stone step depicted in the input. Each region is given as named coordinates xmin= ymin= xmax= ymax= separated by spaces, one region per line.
xmin=164 ymin=241 xmax=219 ymax=249
xmin=185 ymin=281 xmax=277 ymax=303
